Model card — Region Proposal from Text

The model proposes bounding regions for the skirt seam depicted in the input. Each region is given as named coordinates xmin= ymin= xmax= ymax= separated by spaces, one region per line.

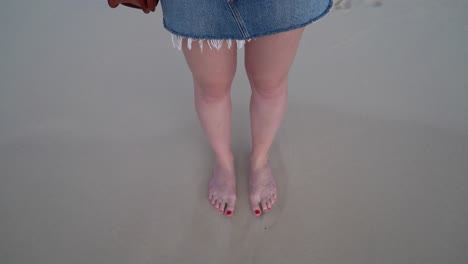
xmin=227 ymin=1 xmax=250 ymax=38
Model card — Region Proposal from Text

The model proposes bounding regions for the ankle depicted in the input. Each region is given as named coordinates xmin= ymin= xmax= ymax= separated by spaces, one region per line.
xmin=249 ymin=152 xmax=269 ymax=170
xmin=214 ymin=151 xmax=235 ymax=171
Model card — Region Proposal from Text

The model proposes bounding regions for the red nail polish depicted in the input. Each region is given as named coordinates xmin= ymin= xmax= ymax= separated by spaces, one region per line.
xmin=226 ymin=210 xmax=232 ymax=215
xmin=255 ymin=210 xmax=261 ymax=215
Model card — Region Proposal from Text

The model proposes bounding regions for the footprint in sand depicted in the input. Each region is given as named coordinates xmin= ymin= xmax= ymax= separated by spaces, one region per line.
xmin=365 ymin=0 xmax=383 ymax=7
xmin=333 ymin=0 xmax=383 ymax=10
xmin=333 ymin=0 xmax=352 ymax=10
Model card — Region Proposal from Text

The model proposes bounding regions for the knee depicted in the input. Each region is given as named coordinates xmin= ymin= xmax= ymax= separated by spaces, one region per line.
xmin=195 ymin=77 xmax=232 ymax=102
xmin=248 ymin=75 xmax=288 ymax=99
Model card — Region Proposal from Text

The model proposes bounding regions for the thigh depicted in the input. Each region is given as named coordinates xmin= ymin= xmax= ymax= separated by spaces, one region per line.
xmin=182 ymin=38 xmax=238 ymax=89
xmin=244 ymin=27 xmax=305 ymax=85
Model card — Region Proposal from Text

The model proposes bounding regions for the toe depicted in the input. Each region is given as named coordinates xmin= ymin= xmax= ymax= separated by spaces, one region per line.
xmin=219 ymin=201 xmax=226 ymax=213
xmin=250 ymin=196 xmax=262 ymax=216
xmin=252 ymin=203 xmax=262 ymax=216
xmin=210 ymin=197 xmax=217 ymax=205
xmin=209 ymin=196 xmax=215 ymax=205
xmin=266 ymin=200 xmax=272 ymax=210
xmin=225 ymin=198 xmax=235 ymax=216
xmin=225 ymin=205 xmax=234 ymax=216
xmin=269 ymin=198 xmax=275 ymax=208
xmin=261 ymin=200 xmax=268 ymax=212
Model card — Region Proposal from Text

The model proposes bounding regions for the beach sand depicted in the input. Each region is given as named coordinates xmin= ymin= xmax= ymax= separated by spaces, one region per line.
xmin=1 ymin=0 xmax=467 ymax=263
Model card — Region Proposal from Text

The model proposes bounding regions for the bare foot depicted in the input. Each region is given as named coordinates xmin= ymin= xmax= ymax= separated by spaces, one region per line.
xmin=248 ymin=162 xmax=277 ymax=216
xmin=208 ymin=164 xmax=236 ymax=216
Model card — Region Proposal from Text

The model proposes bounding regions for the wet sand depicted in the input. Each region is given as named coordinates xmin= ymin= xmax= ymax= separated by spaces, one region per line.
xmin=1 ymin=0 xmax=467 ymax=263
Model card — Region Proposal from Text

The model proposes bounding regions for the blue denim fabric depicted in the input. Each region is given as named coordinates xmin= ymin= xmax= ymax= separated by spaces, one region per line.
xmin=160 ymin=0 xmax=332 ymax=40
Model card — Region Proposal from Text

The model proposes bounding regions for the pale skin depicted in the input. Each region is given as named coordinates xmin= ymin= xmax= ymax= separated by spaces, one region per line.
xmin=107 ymin=1 xmax=304 ymax=216
xmin=182 ymin=27 xmax=305 ymax=217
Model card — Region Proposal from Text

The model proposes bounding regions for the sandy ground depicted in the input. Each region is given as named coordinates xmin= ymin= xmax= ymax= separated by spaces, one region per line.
xmin=1 ymin=0 xmax=467 ymax=263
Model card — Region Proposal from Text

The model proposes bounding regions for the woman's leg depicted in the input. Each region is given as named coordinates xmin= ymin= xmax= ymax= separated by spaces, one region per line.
xmin=181 ymin=39 xmax=238 ymax=216
xmin=244 ymin=27 xmax=305 ymax=216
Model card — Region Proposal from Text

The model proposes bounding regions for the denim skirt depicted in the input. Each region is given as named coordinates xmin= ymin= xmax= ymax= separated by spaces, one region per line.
xmin=160 ymin=0 xmax=332 ymax=51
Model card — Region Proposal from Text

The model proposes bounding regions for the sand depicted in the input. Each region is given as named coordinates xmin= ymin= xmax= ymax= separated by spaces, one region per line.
xmin=1 ymin=0 xmax=467 ymax=263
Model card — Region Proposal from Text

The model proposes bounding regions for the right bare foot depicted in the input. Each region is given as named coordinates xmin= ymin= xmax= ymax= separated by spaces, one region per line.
xmin=208 ymin=163 xmax=237 ymax=216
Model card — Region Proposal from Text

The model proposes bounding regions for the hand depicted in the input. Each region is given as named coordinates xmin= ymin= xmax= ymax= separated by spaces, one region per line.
xmin=108 ymin=0 xmax=157 ymax=14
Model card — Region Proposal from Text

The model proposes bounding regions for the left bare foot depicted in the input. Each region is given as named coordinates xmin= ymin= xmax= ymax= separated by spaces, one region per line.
xmin=248 ymin=161 xmax=277 ymax=216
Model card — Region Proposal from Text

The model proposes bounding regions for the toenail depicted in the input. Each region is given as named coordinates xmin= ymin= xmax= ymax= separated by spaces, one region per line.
xmin=255 ymin=210 xmax=261 ymax=215
xmin=226 ymin=210 xmax=232 ymax=215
